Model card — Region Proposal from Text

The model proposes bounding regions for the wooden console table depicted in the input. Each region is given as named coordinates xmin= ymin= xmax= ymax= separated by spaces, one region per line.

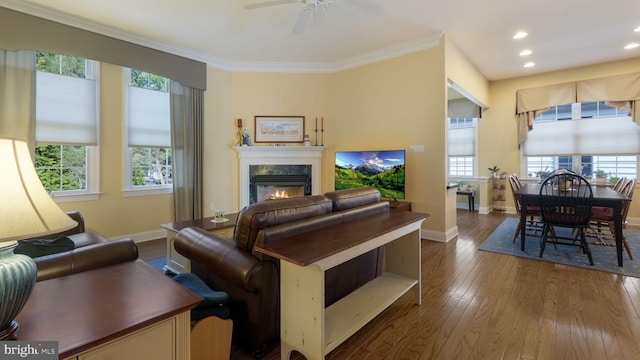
xmin=15 ymin=260 xmax=201 ymax=360
xmin=255 ymin=210 xmax=428 ymax=360
xmin=161 ymin=213 xmax=238 ymax=274
xmin=456 ymin=189 xmax=476 ymax=212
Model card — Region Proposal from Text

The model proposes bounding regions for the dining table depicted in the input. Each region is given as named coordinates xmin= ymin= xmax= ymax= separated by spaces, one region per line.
xmin=514 ymin=183 xmax=631 ymax=266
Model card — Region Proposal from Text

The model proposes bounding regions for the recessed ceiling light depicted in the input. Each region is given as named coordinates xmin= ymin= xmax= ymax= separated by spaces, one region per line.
xmin=634 ymin=26 xmax=640 ymax=32
xmin=624 ymin=43 xmax=639 ymax=50
xmin=520 ymin=49 xmax=532 ymax=56
xmin=513 ymin=32 xmax=528 ymax=39
xmin=524 ymin=62 xmax=535 ymax=68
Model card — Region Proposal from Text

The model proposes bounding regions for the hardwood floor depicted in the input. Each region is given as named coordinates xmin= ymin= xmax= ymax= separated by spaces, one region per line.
xmin=139 ymin=211 xmax=640 ymax=359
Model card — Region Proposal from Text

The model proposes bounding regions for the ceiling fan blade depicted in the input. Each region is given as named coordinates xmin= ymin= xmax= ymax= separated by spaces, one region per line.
xmin=292 ymin=6 xmax=313 ymax=35
xmin=244 ymin=0 xmax=291 ymax=10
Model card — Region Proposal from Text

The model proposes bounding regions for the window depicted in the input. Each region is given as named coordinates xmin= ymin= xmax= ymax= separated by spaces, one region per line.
xmin=35 ymin=145 xmax=86 ymax=192
xmin=448 ymin=117 xmax=477 ymax=177
xmin=524 ymin=102 xmax=639 ymax=179
xmin=123 ymin=68 xmax=172 ymax=195
xmin=34 ymin=52 xmax=100 ymax=201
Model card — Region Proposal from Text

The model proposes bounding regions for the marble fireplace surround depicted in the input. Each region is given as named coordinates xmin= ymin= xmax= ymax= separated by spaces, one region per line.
xmin=233 ymin=146 xmax=326 ymax=208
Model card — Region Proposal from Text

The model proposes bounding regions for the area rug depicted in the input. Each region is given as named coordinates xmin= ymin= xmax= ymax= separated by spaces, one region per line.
xmin=145 ymin=256 xmax=168 ymax=273
xmin=479 ymin=217 xmax=640 ymax=277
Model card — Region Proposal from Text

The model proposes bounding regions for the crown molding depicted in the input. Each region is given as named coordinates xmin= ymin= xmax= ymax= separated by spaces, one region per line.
xmin=1 ymin=0 xmax=442 ymax=74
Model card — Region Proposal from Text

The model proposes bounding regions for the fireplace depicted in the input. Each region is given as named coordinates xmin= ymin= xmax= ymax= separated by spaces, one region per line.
xmin=234 ymin=146 xmax=325 ymax=208
xmin=254 ymin=174 xmax=310 ymax=202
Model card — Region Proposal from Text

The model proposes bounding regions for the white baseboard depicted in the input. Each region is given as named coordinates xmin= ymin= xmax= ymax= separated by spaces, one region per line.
xmin=108 ymin=228 xmax=166 ymax=243
xmin=421 ymin=225 xmax=458 ymax=243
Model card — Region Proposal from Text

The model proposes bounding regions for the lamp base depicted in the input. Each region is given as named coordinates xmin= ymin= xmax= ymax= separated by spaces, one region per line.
xmin=0 ymin=320 xmax=18 ymax=340
xmin=0 ymin=245 xmax=37 ymax=341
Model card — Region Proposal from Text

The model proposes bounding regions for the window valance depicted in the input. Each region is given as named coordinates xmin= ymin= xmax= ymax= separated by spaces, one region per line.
xmin=515 ymin=72 xmax=640 ymax=145
xmin=0 ymin=7 xmax=206 ymax=90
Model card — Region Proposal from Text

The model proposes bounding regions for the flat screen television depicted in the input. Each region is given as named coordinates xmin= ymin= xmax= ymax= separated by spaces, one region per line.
xmin=335 ymin=150 xmax=406 ymax=200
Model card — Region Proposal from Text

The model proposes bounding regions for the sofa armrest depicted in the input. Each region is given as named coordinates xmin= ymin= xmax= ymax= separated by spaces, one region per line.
xmin=174 ymin=227 xmax=273 ymax=292
xmin=64 ymin=211 xmax=85 ymax=233
xmin=35 ymin=238 xmax=138 ymax=281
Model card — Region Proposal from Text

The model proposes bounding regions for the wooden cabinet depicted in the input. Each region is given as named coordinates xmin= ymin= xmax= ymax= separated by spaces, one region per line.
xmin=385 ymin=199 xmax=413 ymax=211
xmin=69 ymin=315 xmax=186 ymax=360
xmin=16 ymin=261 xmax=201 ymax=360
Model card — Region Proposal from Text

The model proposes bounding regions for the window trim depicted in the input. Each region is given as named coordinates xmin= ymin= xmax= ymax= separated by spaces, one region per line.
xmin=49 ymin=146 xmax=101 ymax=203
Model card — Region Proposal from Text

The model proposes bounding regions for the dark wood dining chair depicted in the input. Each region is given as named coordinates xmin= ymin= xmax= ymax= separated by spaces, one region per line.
xmin=508 ymin=174 xmax=544 ymax=243
xmin=539 ymin=173 xmax=594 ymax=265
xmin=588 ymin=178 xmax=635 ymax=259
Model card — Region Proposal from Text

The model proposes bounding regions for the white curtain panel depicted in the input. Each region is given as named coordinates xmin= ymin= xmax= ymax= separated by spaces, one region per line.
xmin=0 ymin=49 xmax=35 ymax=143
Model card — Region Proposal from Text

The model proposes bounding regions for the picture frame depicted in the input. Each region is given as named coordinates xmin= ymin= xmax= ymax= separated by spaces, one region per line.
xmin=254 ymin=116 xmax=305 ymax=143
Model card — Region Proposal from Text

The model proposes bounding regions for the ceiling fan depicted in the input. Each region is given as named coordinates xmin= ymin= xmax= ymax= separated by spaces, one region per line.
xmin=244 ymin=0 xmax=334 ymax=35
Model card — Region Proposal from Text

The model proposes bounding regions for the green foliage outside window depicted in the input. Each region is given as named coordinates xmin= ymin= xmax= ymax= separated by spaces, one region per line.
xmin=36 ymin=52 xmax=86 ymax=77
xmin=131 ymin=147 xmax=172 ymax=186
xmin=130 ymin=69 xmax=168 ymax=91
xmin=35 ymin=145 xmax=87 ymax=192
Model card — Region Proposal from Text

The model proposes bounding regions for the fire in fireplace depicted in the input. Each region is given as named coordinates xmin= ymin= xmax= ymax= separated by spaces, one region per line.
xmin=254 ymin=175 xmax=309 ymax=203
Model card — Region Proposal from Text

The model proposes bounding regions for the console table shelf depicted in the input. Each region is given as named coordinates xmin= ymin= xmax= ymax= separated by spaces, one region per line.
xmin=324 ymin=272 xmax=418 ymax=352
xmin=256 ymin=210 xmax=428 ymax=360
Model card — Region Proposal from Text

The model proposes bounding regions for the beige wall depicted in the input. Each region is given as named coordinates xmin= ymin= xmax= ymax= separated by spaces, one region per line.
xmin=485 ymin=57 xmax=640 ymax=221
xmin=444 ymin=36 xmax=490 ymax=107
xmin=57 ymin=63 xmax=174 ymax=238
xmin=330 ymin=45 xmax=449 ymax=235
xmin=56 ymin=41 xmax=640 ymax=241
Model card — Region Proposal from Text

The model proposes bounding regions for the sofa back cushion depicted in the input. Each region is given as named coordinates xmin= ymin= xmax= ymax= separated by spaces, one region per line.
xmin=234 ymin=195 xmax=333 ymax=251
xmin=324 ymin=187 xmax=381 ymax=211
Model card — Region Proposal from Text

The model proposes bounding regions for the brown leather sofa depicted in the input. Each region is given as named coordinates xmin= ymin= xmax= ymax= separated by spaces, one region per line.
xmin=174 ymin=187 xmax=389 ymax=356
xmin=26 ymin=211 xmax=139 ymax=281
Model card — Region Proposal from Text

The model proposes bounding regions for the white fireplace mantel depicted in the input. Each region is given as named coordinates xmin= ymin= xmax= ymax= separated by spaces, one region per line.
xmin=233 ymin=146 xmax=326 ymax=208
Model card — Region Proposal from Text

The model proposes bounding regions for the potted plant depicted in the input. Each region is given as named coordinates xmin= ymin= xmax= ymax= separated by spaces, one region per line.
xmin=594 ymin=169 xmax=608 ymax=184
xmin=536 ymin=167 xmax=551 ymax=182
xmin=488 ymin=165 xmax=500 ymax=178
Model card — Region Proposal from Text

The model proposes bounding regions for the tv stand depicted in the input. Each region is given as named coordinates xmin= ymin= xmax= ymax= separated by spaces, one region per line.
xmin=383 ymin=199 xmax=412 ymax=211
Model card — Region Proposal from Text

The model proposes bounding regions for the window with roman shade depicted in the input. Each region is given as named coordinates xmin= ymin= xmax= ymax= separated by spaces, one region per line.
xmin=35 ymin=64 xmax=98 ymax=145
xmin=34 ymin=52 xmax=100 ymax=199
xmin=523 ymin=102 xmax=639 ymax=179
xmin=448 ymin=117 xmax=477 ymax=177
xmin=123 ymin=68 xmax=172 ymax=193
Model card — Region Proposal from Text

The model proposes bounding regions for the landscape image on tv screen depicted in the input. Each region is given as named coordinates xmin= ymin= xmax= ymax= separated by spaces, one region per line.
xmin=335 ymin=150 xmax=405 ymax=199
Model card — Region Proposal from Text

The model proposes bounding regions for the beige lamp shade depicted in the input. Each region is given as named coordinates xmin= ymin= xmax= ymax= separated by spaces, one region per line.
xmin=0 ymin=138 xmax=77 ymax=247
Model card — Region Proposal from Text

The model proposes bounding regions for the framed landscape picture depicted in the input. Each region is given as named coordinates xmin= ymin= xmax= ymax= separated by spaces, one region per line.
xmin=254 ymin=116 xmax=305 ymax=143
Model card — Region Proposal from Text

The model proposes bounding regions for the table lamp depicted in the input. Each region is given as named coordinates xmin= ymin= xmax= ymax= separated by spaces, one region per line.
xmin=0 ymin=137 xmax=77 ymax=340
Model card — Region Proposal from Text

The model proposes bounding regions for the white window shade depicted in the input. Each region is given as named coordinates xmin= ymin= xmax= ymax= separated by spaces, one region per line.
xmin=36 ymin=72 xmax=97 ymax=145
xmin=448 ymin=127 xmax=475 ymax=156
xmin=127 ymin=86 xmax=170 ymax=148
xmin=448 ymin=98 xmax=480 ymax=118
xmin=524 ymin=117 xmax=640 ymax=156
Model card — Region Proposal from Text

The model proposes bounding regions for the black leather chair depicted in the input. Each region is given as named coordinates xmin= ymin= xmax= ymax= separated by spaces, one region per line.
xmin=539 ymin=173 xmax=594 ymax=265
